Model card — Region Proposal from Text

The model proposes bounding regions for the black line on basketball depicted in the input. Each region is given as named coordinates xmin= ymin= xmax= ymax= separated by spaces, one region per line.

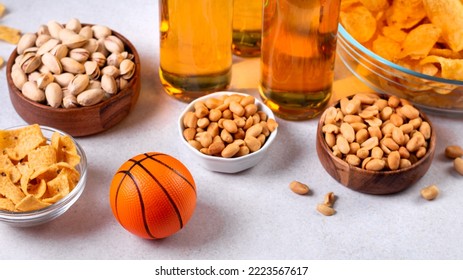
xmin=134 ymin=156 xmax=184 ymax=229
xmin=145 ymin=153 xmax=196 ymax=195
xmin=114 ymin=169 xmax=156 ymax=239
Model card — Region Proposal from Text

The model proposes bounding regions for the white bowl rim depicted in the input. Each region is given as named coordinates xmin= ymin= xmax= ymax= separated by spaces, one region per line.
xmin=178 ymin=91 xmax=278 ymax=163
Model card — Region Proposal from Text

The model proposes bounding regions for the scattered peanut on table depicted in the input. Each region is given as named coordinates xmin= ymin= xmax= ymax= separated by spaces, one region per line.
xmin=420 ymin=185 xmax=440 ymax=201
xmin=289 ymin=181 xmax=310 ymax=195
xmin=182 ymin=94 xmax=278 ymax=158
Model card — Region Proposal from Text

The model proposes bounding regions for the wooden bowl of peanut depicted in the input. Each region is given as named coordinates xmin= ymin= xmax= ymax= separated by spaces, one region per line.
xmin=6 ymin=18 xmax=141 ymax=137
xmin=178 ymin=91 xmax=278 ymax=173
xmin=316 ymin=93 xmax=436 ymax=195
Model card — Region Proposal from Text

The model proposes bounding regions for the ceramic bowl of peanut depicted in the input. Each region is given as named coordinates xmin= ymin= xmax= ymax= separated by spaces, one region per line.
xmin=178 ymin=91 xmax=279 ymax=173
xmin=316 ymin=93 xmax=436 ymax=195
xmin=6 ymin=18 xmax=141 ymax=137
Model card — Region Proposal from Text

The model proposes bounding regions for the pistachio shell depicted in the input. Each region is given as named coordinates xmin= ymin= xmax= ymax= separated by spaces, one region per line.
xmin=79 ymin=26 xmax=93 ymax=40
xmin=91 ymin=25 xmax=112 ymax=39
xmin=37 ymin=38 xmax=60 ymax=55
xmin=106 ymin=52 xmax=124 ymax=67
xmin=104 ymin=35 xmax=124 ymax=53
xmin=59 ymin=29 xmax=88 ymax=49
xmin=120 ymin=59 xmax=135 ymax=79
xmin=65 ymin=18 xmax=82 ymax=33
xmin=84 ymin=60 xmax=100 ymax=80
xmin=91 ymin=52 xmax=106 ymax=67
xmin=68 ymin=74 xmax=90 ymax=96
xmin=38 ymin=25 xmax=50 ymax=36
xmin=36 ymin=72 xmax=54 ymax=89
xmin=87 ymin=80 xmax=102 ymax=90
xmin=69 ymin=48 xmax=90 ymax=62
xmin=53 ymin=73 xmax=74 ymax=87
xmin=117 ymin=77 xmax=129 ymax=90
xmin=101 ymin=65 xmax=120 ymax=78
xmin=63 ymin=94 xmax=78 ymax=108
xmin=101 ymin=74 xmax=118 ymax=94
xmin=96 ymin=38 xmax=109 ymax=56
xmin=35 ymin=34 xmax=52 ymax=48
xmin=60 ymin=57 xmax=85 ymax=74
xmin=28 ymin=71 xmax=41 ymax=82
xmin=20 ymin=53 xmax=42 ymax=74
xmin=47 ymin=20 xmax=64 ymax=39
xmin=22 ymin=81 xmax=46 ymax=102
xmin=11 ymin=68 xmax=28 ymax=90
xmin=82 ymin=38 xmax=98 ymax=53
xmin=77 ymin=88 xmax=105 ymax=106
xmin=45 ymin=82 xmax=63 ymax=108
xmin=49 ymin=44 xmax=69 ymax=60
xmin=17 ymin=33 xmax=37 ymax=54
xmin=41 ymin=52 xmax=63 ymax=74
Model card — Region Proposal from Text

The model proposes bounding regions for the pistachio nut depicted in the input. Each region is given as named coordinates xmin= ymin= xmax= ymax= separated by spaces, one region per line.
xmin=101 ymin=74 xmax=118 ymax=94
xmin=63 ymin=94 xmax=78 ymax=108
xmin=59 ymin=28 xmax=88 ymax=49
xmin=35 ymin=34 xmax=52 ymax=48
xmin=45 ymin=82 xmax=63 ymax=108
xmin=120 ymin=59 xmax=135 ymax=79
xmin=91 ymin=52 xmax=106 ymax=67
xmin=77 ymin=88 xmax=105 ymax=106
xmin=117 ymin=77 xmax=129 ymax=90
xmin=11 ymin=68 xmax=28 ymax=90
xmin=106 ymin=52 xmax=124 ymax=67
xmin=37 ymin=24 xmax=50 ymax=36
xmin=69 ymin=48 xmax=90 ymax=62
xmin=22 ymin=81 xmax=46 ymax=102
xmin=60 ymin=57 xmax=85 ymax=74
xmin=41 ymin=52 xmax=63 ymax=74
xmin=82 ymin=38 xmax=98 ymax=53
xmin=16 ymin=33 xmax=37 ymax=55
xmin=84 ymin=60 xmax=100 ymax=80
xmin=36 ymin=72 xmax=54 ymax=89
xmin=47 ymin=20 xmax=64 ymax=39
xmin=87 ymin=80 xmax=102 ymax=90
xmin=104 ymin=35 xmax=124 ymax=54
xmin=49 ymin=44 xmax=69 ymax=60
xmin=53 ymin=72 xmax=74 ymax=87
xmin=28 ymin=71 xmax=41 ymax=82
xmin=96 ymin=38 xmax=109 ymax=56
xmin=91 ymin=25 xmax=112 ymax=39
xmin=19 ymin=53 xmax=42 ymax=74
xmin=65 ymin=18 xmax=82 ymax=33
xmin=101 ymin=65 xmax=120 ymax=78
xmin=68 ymin=74 xmax=90 ymax=96
xmin=79 ymin=26 xmax=93 ymax=40
xmin=37 ymin=38 xmax=60 ymax=55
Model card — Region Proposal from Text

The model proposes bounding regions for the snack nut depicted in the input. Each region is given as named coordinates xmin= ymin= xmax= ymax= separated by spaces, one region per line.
xmin=321 ymin=93 xmax=432 ymax=172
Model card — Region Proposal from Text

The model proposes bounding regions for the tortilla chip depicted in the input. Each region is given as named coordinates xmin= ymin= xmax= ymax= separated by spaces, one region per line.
xmin=15 ymin=195 xmax=51 ymax=212
xmin=0 ymin=175 xmax=25 ymax=204
xmin=0 ymin=25 xmax=21 ymax=44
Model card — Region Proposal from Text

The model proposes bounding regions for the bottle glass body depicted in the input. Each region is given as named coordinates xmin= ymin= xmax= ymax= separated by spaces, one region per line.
xmin=259 ymin=0 xmax=341 ymax=120
xmin=159 ymin=0 xmax=233 ymax=102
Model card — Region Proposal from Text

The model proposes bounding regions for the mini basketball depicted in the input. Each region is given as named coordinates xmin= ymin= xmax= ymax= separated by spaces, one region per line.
xmin=109 ymin=152 xmax=197 ymax=239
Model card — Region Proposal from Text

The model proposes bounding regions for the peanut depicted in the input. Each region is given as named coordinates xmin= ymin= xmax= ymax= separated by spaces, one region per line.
xmin=420 ymin=185 xmax=439 ymax=201
xmin=182 ymin=94 xmax=278 ymax=158
xmin=323 ymin=192 xmax=336 ymax=207
xmin=289 ymin=181 xmax=310 ymax=195
xmin=321 ymin=93 xmax=432 ymax=172
xmin=316 ymin=203 xmax=335 ymax=216
xmin=445 ymin=145 xmax=463 ymax=159
xmin=454 ymin=157 xmax=463 ymax=175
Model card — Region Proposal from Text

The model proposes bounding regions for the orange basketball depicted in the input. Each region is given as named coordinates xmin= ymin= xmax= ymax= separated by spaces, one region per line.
xmin=109 ymin=152 xmax=196 ymax=239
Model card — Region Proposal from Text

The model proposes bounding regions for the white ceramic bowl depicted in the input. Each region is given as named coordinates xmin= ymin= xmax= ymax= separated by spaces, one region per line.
xmin=0 ymin=125 xmax=88 ymax=227
xmin=178 ymin=91 xmax=278 ymax=173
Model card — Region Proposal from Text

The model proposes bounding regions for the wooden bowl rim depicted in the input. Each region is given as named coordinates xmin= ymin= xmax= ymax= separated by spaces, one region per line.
xmin=317 ymin=93 xmax=437 ymax=176
xmin=6 ymin=23 xmax=141 ymax=113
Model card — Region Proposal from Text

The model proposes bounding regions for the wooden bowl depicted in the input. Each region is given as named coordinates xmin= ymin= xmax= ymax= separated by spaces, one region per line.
xmin=316 ymin=94 xmax=436 ymax=195
xmin=6 ymin=25 xmax=140 ymax=137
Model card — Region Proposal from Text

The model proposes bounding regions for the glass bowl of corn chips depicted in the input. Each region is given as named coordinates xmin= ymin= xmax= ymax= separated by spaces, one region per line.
xmin=0 ymin=124 xmax=87 ymax=227
xmin=337 ymin=0 xmax=463 ymax=114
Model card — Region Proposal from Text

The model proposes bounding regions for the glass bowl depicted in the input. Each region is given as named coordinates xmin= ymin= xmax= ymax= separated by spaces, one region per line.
xmin=0 ymin=125 xmax=88 ymax=227
xmin=337 ymin=24 xmax=463 ymax=115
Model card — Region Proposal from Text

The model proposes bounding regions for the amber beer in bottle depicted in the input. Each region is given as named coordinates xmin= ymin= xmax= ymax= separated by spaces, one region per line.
xmin=159 ymin=0 xmax=233 ymax=102
xmin=260 ymin=0 xmax=341 ymax=120
xmin=232 ymin=0 xmax=263 ymax=57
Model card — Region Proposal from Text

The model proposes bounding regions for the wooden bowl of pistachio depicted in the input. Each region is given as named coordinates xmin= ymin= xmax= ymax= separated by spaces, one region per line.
xmin=6 ymin=18 xmax=141 ymax=137
xmin=316 ymin=93 xmax=436 ymax=195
